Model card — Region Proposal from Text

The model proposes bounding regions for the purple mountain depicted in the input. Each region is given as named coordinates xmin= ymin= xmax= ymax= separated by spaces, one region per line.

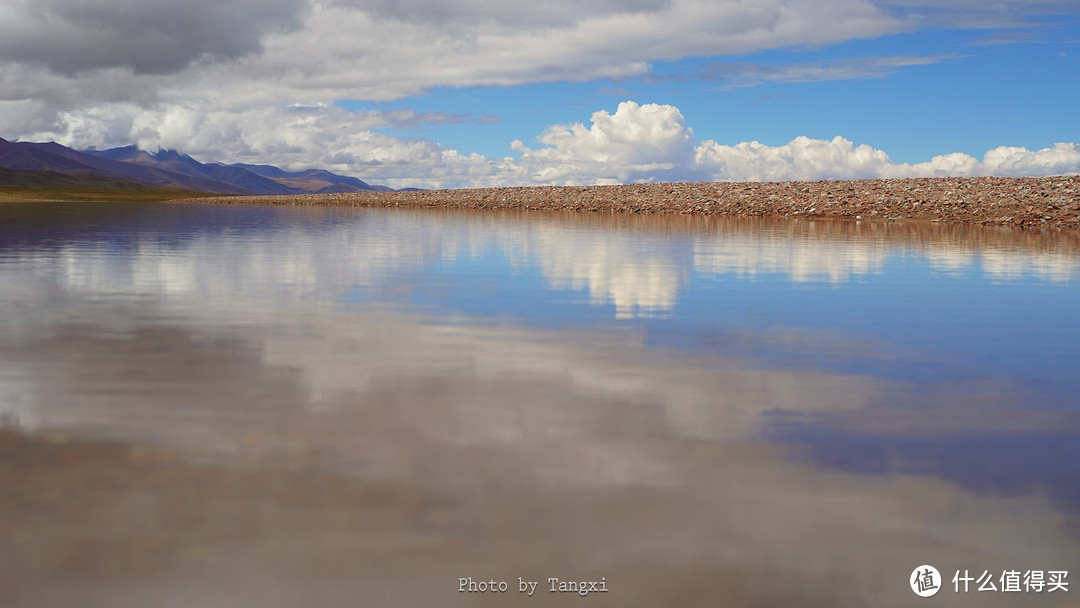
xmin=0 ymin=138 xmax=394 ymax=194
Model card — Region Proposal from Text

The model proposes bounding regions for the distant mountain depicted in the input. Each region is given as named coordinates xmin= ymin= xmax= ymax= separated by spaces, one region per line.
xmin=0 ymin=137 xmax=396 ymax=194
xmin=229 ymin=164 xmax=393 ymax=193
xmin=0 ymin=138 xmax=254 ymax=194
xmin=85 ymin=147 xmax=391 ymax=194
xmin=0 ymin=166 xmax=169 ymax=190
xmin=85 ymin=147 xmax=296 ymax=195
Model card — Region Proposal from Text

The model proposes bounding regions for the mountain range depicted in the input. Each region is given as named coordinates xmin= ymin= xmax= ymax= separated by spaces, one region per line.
xmin=0 ymin=137 xmax=396 ymax=195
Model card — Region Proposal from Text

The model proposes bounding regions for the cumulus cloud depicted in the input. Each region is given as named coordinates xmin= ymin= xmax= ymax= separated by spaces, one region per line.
xmin=513 ymin=102 xmax=1080 ymax=184
xmin=976 ymin=143 xmax=1080 ymax=176
xmin=511 ymin=102 xmax=698 ymax=184
xmin=5 ymin=97 xmax=1079 ymax=188
xmin=8 ymin=101 xmax=515 ymax=188
xmin=0 ymin=0 xmax=1076 ymax=189
xmin=696 ymin=136 xmax=897 ymax=181
xmin=699 ymin=136 xmax=1080 ymax=181
xmin=1 ymin=0 xmax=1076 ymax=187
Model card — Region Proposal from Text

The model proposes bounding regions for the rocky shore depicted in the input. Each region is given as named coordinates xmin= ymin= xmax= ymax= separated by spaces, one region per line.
xmin=175 ymin=176 xmax=1080 ymax=229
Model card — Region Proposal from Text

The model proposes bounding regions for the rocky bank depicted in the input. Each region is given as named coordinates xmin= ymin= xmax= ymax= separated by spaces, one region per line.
xmin=175 ymin=176 xmax=1080 ymax=229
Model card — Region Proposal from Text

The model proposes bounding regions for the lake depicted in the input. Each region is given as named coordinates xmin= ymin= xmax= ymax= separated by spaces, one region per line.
xmin=1 ymin=200 xmax=1078 ymax=607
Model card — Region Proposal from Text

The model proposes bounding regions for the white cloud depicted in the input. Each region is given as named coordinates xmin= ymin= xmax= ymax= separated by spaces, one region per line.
xmin=15 ymin=102 xmax=506 ymax=188
xmin=0 ymin=0 xmax=307 ymax=75
xmin=879 ymin=0 xmax=1080 ymax=30
xmin=186 ymin=0 xmax=905 ymax=102
xmin=6 ymin=98 xmax=1080 ymax=188
xmin=1 ymin=1 xmax=1077 ymax=187
xmin=884 ymin=142 xmax=1080 ymax=179
xmin=515 ymin=103 xmax=1080 ymax=184
xmin=0 ymin=0 xmax=905 ymax=110
xmin=681 ymin=54 xmax=962 ymax=89
xmin=978 ymin=143 xmax=1080 ymax=176
xmin=696 ymin=135 xmax=897 ymax=181
xmin=0 ymin=0 xmax=899 ymax=180
xmin=512 ymin=101 xmax=698 ymax=185
xmin=696 ymin=135 xmax=1080 ymax=183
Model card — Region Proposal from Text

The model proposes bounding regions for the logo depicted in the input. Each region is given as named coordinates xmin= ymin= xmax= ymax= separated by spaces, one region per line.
xmin=911 ymin=565 xmax=942 ymax=597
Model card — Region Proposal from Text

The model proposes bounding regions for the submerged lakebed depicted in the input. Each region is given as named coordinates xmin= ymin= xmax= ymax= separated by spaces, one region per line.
xmin=1 ymin=200 xmax=1079 ymax=607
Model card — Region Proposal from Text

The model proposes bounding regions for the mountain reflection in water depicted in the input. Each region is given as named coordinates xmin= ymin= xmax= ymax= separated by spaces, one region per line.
xmin=0 ymin=202 xmax=1078 ymax=607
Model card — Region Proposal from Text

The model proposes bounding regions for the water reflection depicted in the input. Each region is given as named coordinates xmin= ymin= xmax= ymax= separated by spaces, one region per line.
xmin=693 ymin=235 xmax=886 ymax=284
xmin=3 ymin=205 xmax=1078 ymax=319
xmin=3 ymin=302 xmax=1079 ymax=607
xmin=2 ymin=303 xmax=883 ymax=459
xmin=1 ymin=202 xmax=1079 ymax=607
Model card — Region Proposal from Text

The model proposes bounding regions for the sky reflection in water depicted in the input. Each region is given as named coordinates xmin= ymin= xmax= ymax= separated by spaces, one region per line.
xmin=1 ymin=201 xmax=1079 ymax=607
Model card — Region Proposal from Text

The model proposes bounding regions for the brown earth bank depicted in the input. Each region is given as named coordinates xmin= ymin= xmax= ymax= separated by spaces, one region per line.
xmin=0 ymin=188 xmax=217 ymax=202
xmin=173 ymin=176 xmax=1080 ymax=229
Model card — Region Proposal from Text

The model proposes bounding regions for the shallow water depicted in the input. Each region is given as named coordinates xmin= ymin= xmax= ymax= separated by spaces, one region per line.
xmin=1 ymin=201 xmax=1078 ymax=607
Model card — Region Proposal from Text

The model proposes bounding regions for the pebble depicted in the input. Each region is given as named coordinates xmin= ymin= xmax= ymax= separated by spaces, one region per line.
xmin=174 ymin=176 xmax=1080 ymax=230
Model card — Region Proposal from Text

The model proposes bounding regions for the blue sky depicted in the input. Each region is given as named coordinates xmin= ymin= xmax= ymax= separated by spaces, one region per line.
xmin=345 ymin=23 xmax=1078 ymax=164
xmin=1 ymin=0 xmax=1078 ymax=188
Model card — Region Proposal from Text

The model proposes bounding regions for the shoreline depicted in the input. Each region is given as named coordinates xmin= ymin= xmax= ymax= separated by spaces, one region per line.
xmin=173 ymin=175 xmax=1080 ymax=229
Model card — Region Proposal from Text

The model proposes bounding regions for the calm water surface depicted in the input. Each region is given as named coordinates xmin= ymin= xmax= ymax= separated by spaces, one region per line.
xmin=1 ymin=201 xmax=1079 ymax=607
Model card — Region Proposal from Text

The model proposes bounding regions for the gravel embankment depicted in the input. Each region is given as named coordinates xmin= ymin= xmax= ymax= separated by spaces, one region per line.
xmin=174 ymin=176 xmax=1080 ymax=228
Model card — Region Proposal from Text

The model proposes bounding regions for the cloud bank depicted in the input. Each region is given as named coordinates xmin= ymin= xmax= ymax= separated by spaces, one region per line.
xmin=0 ymin=0 xmax=903 ymax=103
xmin=514 ymin=100 xmax=1080 ymax=186
xmin=0 ymin=0 xmax=912 ymax=187
xmin=0 ymin=0 xmax=307 ymax=76
xmin=513 ymin=101 xmax=1080 ymax=185
xmin=7 ymin=99 xmax=1080 ymax=188
xmin=1 ymin=0 xmax=1077 ymax=188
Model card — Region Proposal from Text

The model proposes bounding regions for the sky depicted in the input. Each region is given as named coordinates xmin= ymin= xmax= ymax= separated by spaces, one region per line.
xmin=1 ymin=0 xmax=1078 ymax=189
